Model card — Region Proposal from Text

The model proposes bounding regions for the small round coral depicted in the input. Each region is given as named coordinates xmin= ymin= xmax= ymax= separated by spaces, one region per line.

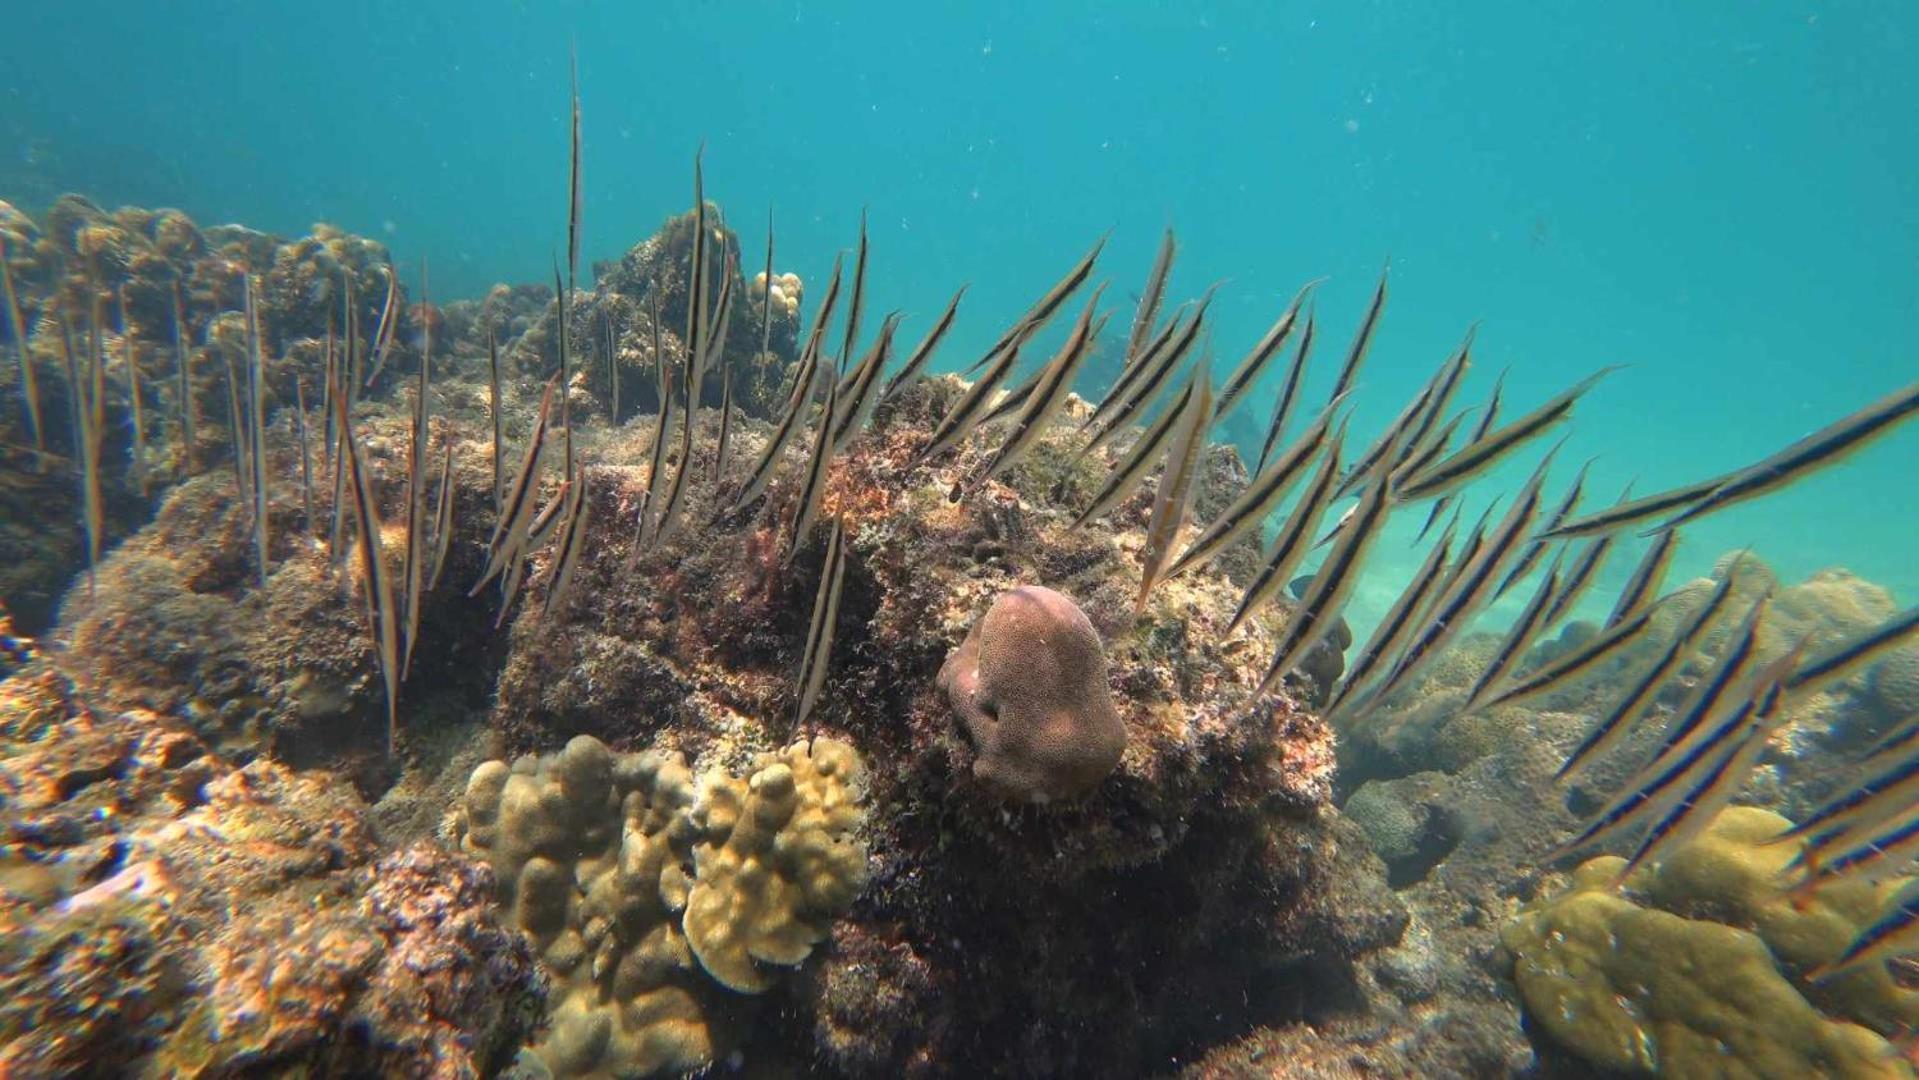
xmin=937 ymin=585 xmax=1125 ymax=803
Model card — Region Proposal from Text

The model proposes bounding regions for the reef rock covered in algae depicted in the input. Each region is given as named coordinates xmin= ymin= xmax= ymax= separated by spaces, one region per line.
xmin=0 ymin=669 xmax=542 ymax=1077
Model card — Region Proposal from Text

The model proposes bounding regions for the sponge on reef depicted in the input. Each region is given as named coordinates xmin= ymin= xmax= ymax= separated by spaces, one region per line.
xmin=455 ymin=735 xmax=867 ymax=1077
xmin=1501 ymin=807 xmax=1919 ymax=1078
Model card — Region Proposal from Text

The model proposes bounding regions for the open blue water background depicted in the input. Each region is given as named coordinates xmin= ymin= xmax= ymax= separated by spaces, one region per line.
xmin=7 ymin=2 xmax=1913 ymax=632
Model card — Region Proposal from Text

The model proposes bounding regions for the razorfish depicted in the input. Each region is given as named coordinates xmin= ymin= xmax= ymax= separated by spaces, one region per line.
xmin=878 ymin=285 xmax=966 ymax=407
xmin=971 ymin=289 xmax=1105 ymax=491
xmin=1226 ymin=419 xmax=1349 ymax=637
xmin=1395 ymin=366 xmax=1619 ymax=503
xmin=1327 ymin=261 xmax=1388 ymax=406
xmin=1649 ymin=378 xmax=1919 ymax=535
xmin=473 ymin=376 xmax=557 ymax=595
xmin=1492 ymin=460 xmax=1592 ymax=601
xmin=1069 ymin=374 xmax=1197 ymax=530
xmin=336 ymin=388 xmax=400 ymax=754
xmin=1080 ymin=287 xmax=1214 ymax=459
xmin=1254 ymin=308 xmax=1316 ymax=474
xmin=1606 ymin=528 xmax=1679 ymax=627
xmin=1555 ymin=567 xmax=1738 ymax=782
xmin=1808 ymin=879 xmax=1919 ymax=982
xmin=1211 ymin=277 xmax=1322 ymax=428
xmin=1137 ymin=356 xmax=1214 ymax=611
xmin=1255 ymin=447 xmax=1396 ymax=696
xmin=1411 ymin=368 xmax=1504 ymax=546
xmin=1538 ymin=475 xmax=1723 ymax=540
xmin=1163 ymin=397 xmax=1341 ymax=582
xmin=1323 ymin=508 xmax=1459 ymax=721
xmin=1460 ymin=550 xmax=1567 ymax=714
xmin=960 ymin=235 xmax=1105 ymax=377
xmin=1122 ymin=227 xmax=1176 ymax=373
xmin=795 ymin=514 xmax=849 ymax=731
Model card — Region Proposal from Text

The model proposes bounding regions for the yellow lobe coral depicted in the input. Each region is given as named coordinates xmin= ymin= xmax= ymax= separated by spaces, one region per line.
xmin=1501 ymin=807 xmax=1919 ymax=1078
xmin=683 ymin=738 xmax=869 ymax=993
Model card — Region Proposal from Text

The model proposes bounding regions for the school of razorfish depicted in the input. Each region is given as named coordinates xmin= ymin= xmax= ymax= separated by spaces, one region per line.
xmin=10 ymin=70 xmax=1919 ymax=980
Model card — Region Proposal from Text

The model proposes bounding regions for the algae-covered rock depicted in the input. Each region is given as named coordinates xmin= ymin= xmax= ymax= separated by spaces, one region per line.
xmin=1501 ymin=807 xmax=1919 ymax=1077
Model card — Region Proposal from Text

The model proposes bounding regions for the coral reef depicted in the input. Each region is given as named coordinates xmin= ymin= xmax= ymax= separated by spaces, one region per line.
xmin=0 ymin=669 xmax=541 ymax=1077
xmin=453 ymin=734 xmax=867 ymax=1077
xmin=937 ymin=583 xmax=1126 ymax=802
xmin=1502 ymin=808 xmax=1917 ymax=1077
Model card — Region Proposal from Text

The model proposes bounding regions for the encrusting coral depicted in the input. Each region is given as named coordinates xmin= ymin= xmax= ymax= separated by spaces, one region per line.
xmin=453 ymin=733 xmax=868 ymax=1077
xmin=1501 ymin=807 xmax=1919 ymax=1078
xmin=937 ymin=584 xmax=1126 ymax=803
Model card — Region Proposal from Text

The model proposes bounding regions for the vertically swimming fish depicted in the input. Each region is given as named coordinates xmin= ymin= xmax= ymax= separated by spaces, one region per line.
xmin=1226 ymin=419 xmax=1348 ymax=636
xmin=713 ymin=362 xmax=736 ymax=483
xmin=292 ymin=374 xmax=314 ymax=534
xmin=1391 ymin=327 xmax=1476 ymax=471
xmin=1612 ymin=654 xmax=1798 ymax=883
xmin=960 ymin=235 xmax=1105 ymax=377
xmin=879 ymin=285 xmax=966 ymax=407
xmin=427 ymin=440 xmax=455 ymax=592
xmin=1461 ymin=549 xmax=1568 ymax=713
xmin=1783 ymin=604 xmax=1919 ymax=698
xmin=400 ymin=262 xmax=432 ymax=679
xmin=364 ymin=263 xmax=401 ymax=387
xmin=1537 ymin=528 xmax=1617 ymax=632
xmin=542 ymin=467 xmax=590 ymax=618
xmin=1123 ymin=227 xmax=1176 ymax=373
xmin=117 ymin=286 xmax=147 ymax=497
xmin=1555 ymin=567 xmax=1737 ymax=782
xmin=1081 ymin=286 xmax=1214 ymax=458
xmin=488 ymin=326 xmax=503 ymax=512
xmin=1164 ymin=398 xmax=1340 ymax=582
xmin=1649 ymin=379 xmax=1919 ymax=535
xmin=1412 ymin=368 xmax=1504 ymax=546
xmin=1137 ymin=356 xmax=1214 ymax=611
xmin=839 ymin=209 xmax=869 ymax=378
xmin=682 ymin=149 xmax=710 ymax=409
xmin=170 ymin=277 xmax=192 ymax=473
xmin=473 ymin=377 xmax=556 ymax=596
xmin=1396 ymin=367 xmax=1618 ymax=502
xmin=0 ymin=236 xmax=42 ymax=452
xmin=785 ymin=360 xmax=841 ymax=563
xmin=1375 ymin=447 xmax=1560 ymax=699
xmin=795 ymin=514 xmax=849 ymax=732
xmin=242 ymin=274 xmax=269 ymax=588
xmin=653 ymin=336 xmax=698 ymax=547
xmin=1212 ymin=277 xmax=1322 ymax=428
xmin=1607 ymin=528 xmax=1679 ymax=627
xmin=916 ymin=337 xmax=1022 ymax=466
xmin=1776 ymin=736 xmax=1919 ymax=865
xmin=1256 ymin=448 xmax=1396 ymax=696
xmin=71 ymin=299 xmax=105 ymax=596
xmin=699 ymin=244 xmax=735 ymax=400
xmin=971 ymin=290 xmax=1104 ymax=491
xmin=1493 ymin=459 xmax=1592 ymax=601
xmin=830 ymin=312 xmax=901 ymax=454
xmin=604 ymin=309 xmax=620 ymax=423
xmin=1644 ymin=594 xmax=1770 ymax=759
xmin=1068 ymin=373 xmax=1197 ymax=530
xmin=1807 ymin=879 xmax=1919 ymax=982
xmin=1472 ymin=600 xmax=1660 ymax=715
xmin=1327 ymin=261 xmax=1388 ymax=407
xmin=336 ymin=388 xmax=399 ymax=755
xmin=1324 ymin=508 xmax=1459 ymax=721
xmin=1537 ymin=475 xmax=1723 ymax=540
xmin=729 ymin=255 xmax=843 ymax=516
xmin=566 ymin=49 xmax=583 ymax=294
xmin=1254 ymin=307 xmax=1316 ymax=475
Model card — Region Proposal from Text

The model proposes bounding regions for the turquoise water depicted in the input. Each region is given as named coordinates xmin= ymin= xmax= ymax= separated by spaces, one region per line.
xmin=8 ymin=1 xmax=1914 ymax=624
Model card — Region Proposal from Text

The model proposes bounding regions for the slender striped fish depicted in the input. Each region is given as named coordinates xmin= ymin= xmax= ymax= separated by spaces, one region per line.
xmin=171 ymin=277 xmax=192 ymax=472
xmin=363 ymin=263 xmax=401 ymax=387
xmin=1807 ymin=880 xmax=1919 ymax=982
xmin=1397 ymin=366 xmax=1619 ymax=503
xmin=118 ymin=287 xmax=147 ymax=497
xmin=795 ymin=514 xmax=849 ymax=732
xmin=1783 ymin=604 xmax=1919 ymax=699
xmin=1461 ymin=550 xmax=1567 ymax=713
xmin=971 ymin=290 xmax=1105 ymax=491
xmin=337 ymin=389 xmax=400 ymax=754
xmin=879 ymin=285 xmax=966 ymax=407
xmin=1212 ymin=277 xmax=1322 ymax=428
xmin=1537 ymin=531 xmax=1615 ymax=632
xmin=1123 ymin=227 xmax=1176 ymax=374
xmin=839 ymin=210 xmax=869 ymax=378
xmin=0 ymin=236 xmax=42 ymax=452
xmin=1324 ymin=509 xmax=1460 ymax=721
xmin=1556 ymin=568 xmax=1738 ymax=781
xmin=1080 ymin=287 xmax=1214 ymax=458
xmin=785 ymin=361 xmax=841 ymax=563
xmin=242 ymin=274 xmax=269 ymax=588
xmin=1473 ymin=601 xmax=1660 ymax=715
xmin=1412 ymin=368 xmax=1505 ymax=546
xmin=1606 ymin=528 xmax=1679 ymax=627
xmin=1538 ymin=475 xmax=1723 ymax=540
xmin=1164 ymin=399 xmax=1340 ymax=582
xmin=1254 ymin=307 xmax=1316 ymax=474
xmin=1493 ymin=460 xmax=1592 ymax=601
xmin=1086 ymin=303 xmax=1190 ymax=438
xmin=1650 ymin=379 xmax=1919 ymax=535
xmin=960 ymin=235 xmax=1105 ymax=377
xmin=1327 ymin=261 xmax=1388 ymax=406
xmin=830 ymin=312 xmax=901 ymax=454
xmin=1068 ymin=374 xmax=1197 ymax=530
xmin=1137 ymin=357 xmax=1214 ymax=611
xmin=730 ymin=255 xmax=843 ymax=516
xmin=1256 ymin=448 xmax=1396 ymax=695
xmin=916 ymin=338 xmax=1023 ymax=466
xmin=400 ymin=262 xmax=432 ymax=679
xmin=427 ymin=440 xmax=455 ymax=592
xmin=472 ymin=377 xmax=557 ymax=595
xmin=542 ymin=468 xmax=591 ymax=617
xmin=566 ymin=50 xmax=582 ymax=291
xmin=1226 ymin=420 xmax=1348 ymax=636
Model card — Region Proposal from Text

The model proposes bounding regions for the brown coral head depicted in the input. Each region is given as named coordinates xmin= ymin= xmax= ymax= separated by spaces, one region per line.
xmin=936 ymin=585 xmax=1125 ymax=804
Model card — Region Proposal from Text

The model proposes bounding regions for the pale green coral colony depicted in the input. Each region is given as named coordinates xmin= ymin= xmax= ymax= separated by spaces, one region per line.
xmin=454 ymin=735 xmax=868 ymax=1077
